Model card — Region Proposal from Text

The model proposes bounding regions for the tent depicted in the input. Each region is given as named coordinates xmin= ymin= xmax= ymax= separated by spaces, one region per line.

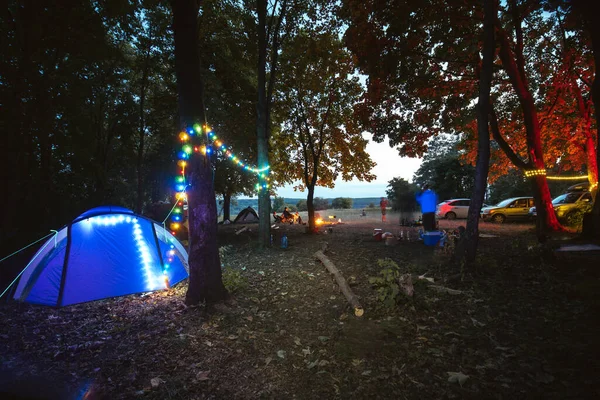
xmin=233 ymin=207 xmax=259 ymax=223
xmin=12 ymin=206 xmax=189 ymax=307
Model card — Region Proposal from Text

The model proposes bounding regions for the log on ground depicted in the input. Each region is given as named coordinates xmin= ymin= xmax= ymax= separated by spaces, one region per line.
xmin=314 ymin=250 xmax=364 ymax=317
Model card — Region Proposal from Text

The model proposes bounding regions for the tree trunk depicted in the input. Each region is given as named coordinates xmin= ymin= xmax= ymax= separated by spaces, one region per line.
xmin=587 ymin=1 xmax=600 ymax=237
xmin=223 ymin=193 xmax=231 ymax=222
xmin=307 ymin=185 xmax=316 ymax=232
xmin=584 ymin=129 xmax=598 ymax=187
xmin=171 ymin=0 xmax=227 ymax=305
xmin=256 ymin=0 xmax=271 ymax=248
xmin=498 ymin=20 xmax=562 ymax=237
xmin=136 ymin=46 xmax=151 ymax=214
xmin=465 ymin=0 xmax=495 ymax=264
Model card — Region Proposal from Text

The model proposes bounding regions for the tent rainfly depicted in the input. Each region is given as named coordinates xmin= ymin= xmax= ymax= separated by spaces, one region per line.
xmin=233 ymin=206 xmax=259 ymax=223
xmin=12 ymin=206 xmax=189 ymax=307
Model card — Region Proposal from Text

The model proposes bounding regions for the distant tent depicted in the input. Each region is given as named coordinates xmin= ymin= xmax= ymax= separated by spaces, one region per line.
xmin=233 ymin=207 xmax=259 ymax=223
xmin=12 ymin=206 xmax=189 ymax=307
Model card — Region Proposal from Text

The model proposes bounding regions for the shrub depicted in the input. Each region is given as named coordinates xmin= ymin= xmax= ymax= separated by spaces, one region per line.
xmin=368 ymin=258 xmax=410 ymax=307
xmin=296 ymin=199 xmax=308 ymax=211
xmin=331 ymin=197 xmax=353 ymax=209
xmin=222 ymin=267 xmax=248 ymax=293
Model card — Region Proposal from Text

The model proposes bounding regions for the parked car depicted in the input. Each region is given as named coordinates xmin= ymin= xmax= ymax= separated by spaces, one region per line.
xmin=436 ymin=198 xmax=489 ymax=220
xmin=480 ymin=197 xmax=535 ymax=223
xmin=528 ymin=191 xmax=593 ymax=223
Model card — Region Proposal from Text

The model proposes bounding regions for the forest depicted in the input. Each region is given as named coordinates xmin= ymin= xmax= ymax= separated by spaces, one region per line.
xmin=1 ymin=0 xmax=600 ymax=398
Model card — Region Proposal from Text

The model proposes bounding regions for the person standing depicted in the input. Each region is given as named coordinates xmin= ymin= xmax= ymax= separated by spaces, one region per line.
xmin=416 ymin=184 xmax=438 ymax=231
xmin=379 ymin=197 xmax=389 ymax=222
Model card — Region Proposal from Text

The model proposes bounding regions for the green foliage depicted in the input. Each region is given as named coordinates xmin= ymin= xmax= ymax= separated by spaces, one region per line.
xmin=296 ymin=199 xmax=308 ymax=211
xmin=200 ymin=2 xmax=258 ymax=201
xmin=281 ymin=204 xmax=298 ymax=212
xmin=487 ymin=169 xmax=531 ymax=204
xmin=219 ymin=245 xmax=247 ymax=293
xmin=368 ymin=202 xmax=375 ymax=208
xmin=271 ymin=23 xmax=375 ymax=207
xmin=368 ymin=259 xmax=406 ymax=308
xmin=313 ymin=197 xmax=329 ymax=211
xmin=386 ymin=178 xmax=419 ymax=212
xmin=221 ymin=267 xmax=248 ymax=293
xmin=272 ymin=196 xmax=285 ymax=212
xmin=562 ymin=208 xmax=587 ymax=228
xmin=331 ymin=197 xmax=353 ymax=209
xmin=412 ymin=136 xmax=476 ymax=201
xmin=0 ymin=0 xmax=178 ymax=253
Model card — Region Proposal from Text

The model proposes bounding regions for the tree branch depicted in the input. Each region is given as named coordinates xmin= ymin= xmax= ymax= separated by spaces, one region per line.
xmin=489 ymin=104 xmax=528 ymax=170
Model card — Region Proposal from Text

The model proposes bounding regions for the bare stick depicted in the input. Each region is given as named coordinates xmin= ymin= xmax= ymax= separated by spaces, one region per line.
xmin=235 ymin=226 xmax=249 ymax=235
xmin=314 ymin=250 xmax=364 ymax=317
xmin=428 ymin=285 xmax=462 ymax=295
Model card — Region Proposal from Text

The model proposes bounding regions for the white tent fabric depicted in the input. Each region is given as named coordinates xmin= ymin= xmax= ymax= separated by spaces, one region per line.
xmin=13 ymin=206 xmax=189 ymax=306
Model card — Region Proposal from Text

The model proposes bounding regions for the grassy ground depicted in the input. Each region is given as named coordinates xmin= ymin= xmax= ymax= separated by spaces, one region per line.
xmin=1 ymin=212 xmax=599 ymax=399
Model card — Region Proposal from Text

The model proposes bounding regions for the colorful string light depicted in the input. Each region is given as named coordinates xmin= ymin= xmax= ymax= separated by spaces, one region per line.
xmin=169 ymin=124 xmax=271 ymax=233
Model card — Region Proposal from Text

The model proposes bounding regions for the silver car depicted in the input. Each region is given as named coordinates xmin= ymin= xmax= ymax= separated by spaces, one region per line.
xmin=436 ymin=198 xmax=488 ymax=220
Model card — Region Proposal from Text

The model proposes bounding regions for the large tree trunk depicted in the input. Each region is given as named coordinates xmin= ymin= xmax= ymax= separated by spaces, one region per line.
xmin=498 ymin=8 xmax=562 ymax=237
xmin=171 ymin=0 xmax=227 ymax=305
xmin=586 ymin=0 xmax=600 ymax=236
xmin=465 ymin=0 xmax=495 ymax=264
xmin=307 ymin=186 xmax=316 ymax=232
xmin=256 ymin=0 xmax=271 ymax=248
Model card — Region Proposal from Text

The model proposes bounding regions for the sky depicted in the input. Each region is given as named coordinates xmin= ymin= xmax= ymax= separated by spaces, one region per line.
xmin=269 ymin=133 xmax=422 ymax=199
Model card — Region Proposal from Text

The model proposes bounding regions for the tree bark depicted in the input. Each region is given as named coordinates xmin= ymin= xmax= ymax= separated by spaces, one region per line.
xmin=307 ymin=185 xmax=316 ymax=232
xmin=586 ymin=0 xmax=600 ymax=236
xmin=223 ymin=193 xmax=231 ymax=222
xmin=171 ymin=0 xmax=227 ymax=305
xmin=256 ymin=0 xmax=271 ymax=248
xmin=465 ymin=0 xmax=496 ymax=264
xmin=498 ymin=6 xmax=562 ymax=237
xmin=136 ymin=45 xmax=152 ymax=214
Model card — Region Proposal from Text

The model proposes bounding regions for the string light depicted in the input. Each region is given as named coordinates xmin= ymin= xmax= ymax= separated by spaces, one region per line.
xmin=170 ymin=123 xmax=274 ymax=233
xmin=524 ymin=169 xmax=547 ymax=177
xmin=546 ymin=175 xmax=589 ymax=181
xmin=83 ymin=215 xmax=169 ymax=290
xmin=524 ymin=168 xmax=593 ymax=182
xmin=206 ymin=131 xmax=270 ymax=174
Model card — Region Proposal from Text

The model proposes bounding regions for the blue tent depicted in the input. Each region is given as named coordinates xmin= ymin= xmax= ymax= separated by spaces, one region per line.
xmin=12 ymin=206 xmax=189 ymax=306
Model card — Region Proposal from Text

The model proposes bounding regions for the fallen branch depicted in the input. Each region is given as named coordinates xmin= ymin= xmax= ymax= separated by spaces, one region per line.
xmin=235 ymin=226 xmax=249 ymax=235
xmin=428 ymin=285 xmax=462 ymax=295
xmin=314 ymin=250 xmax=364 ymax=317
